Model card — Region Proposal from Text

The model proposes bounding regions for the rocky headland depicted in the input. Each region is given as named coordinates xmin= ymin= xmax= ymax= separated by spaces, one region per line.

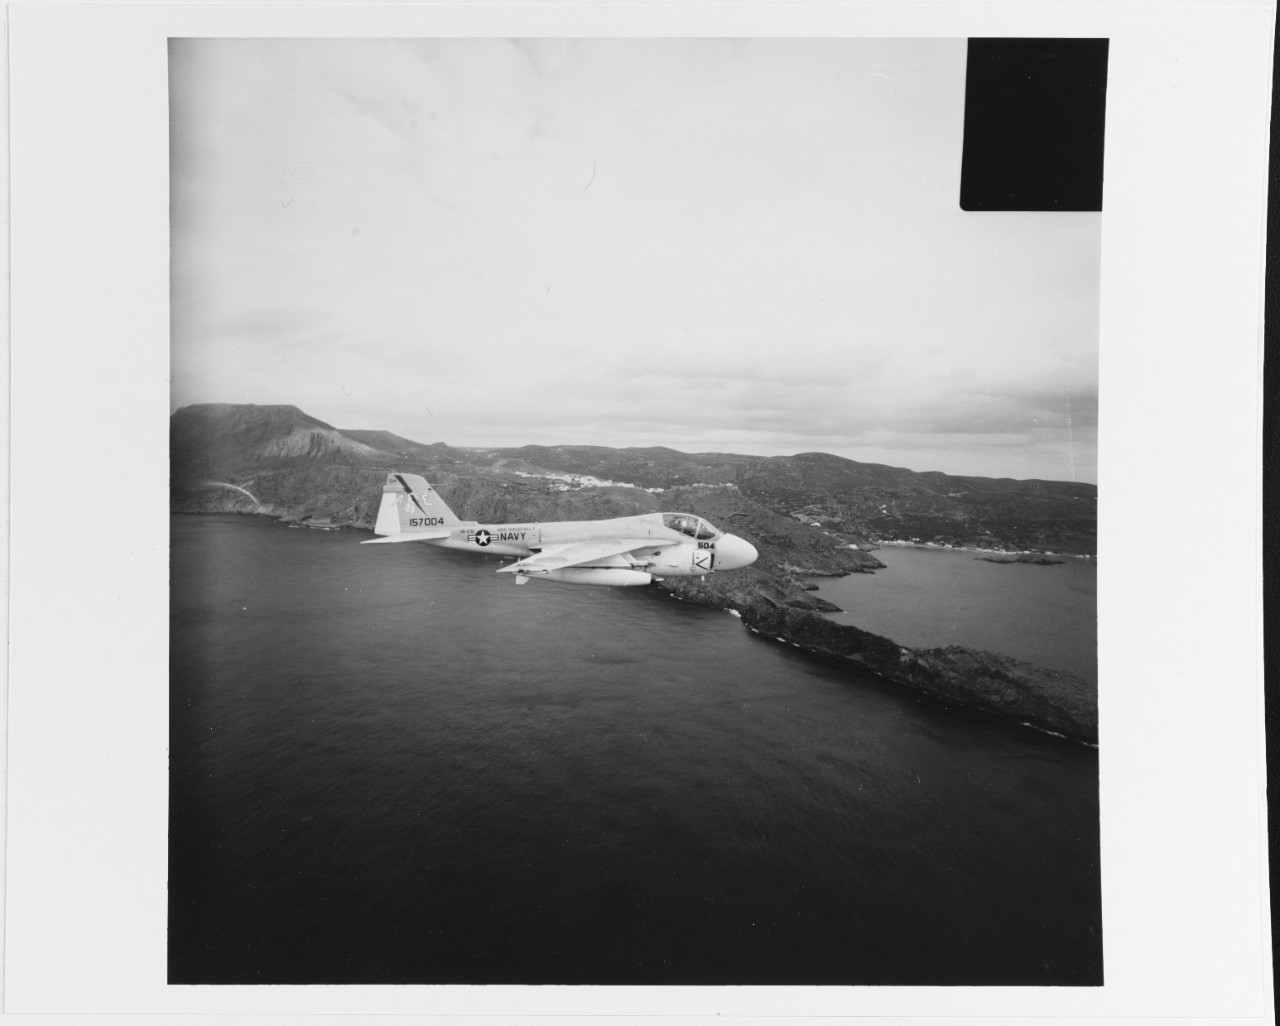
xmin=171 ymin=403 xmax=1097 ymax=743
xmin=976 ymin=553 xmax=1067 ymax=565
xmin=735 ymin=606 xmax=1095 ymax=743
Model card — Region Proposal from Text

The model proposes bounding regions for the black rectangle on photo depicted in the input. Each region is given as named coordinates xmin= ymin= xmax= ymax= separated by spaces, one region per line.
xmin=960 ymin=38 xmax=1109 ymax=211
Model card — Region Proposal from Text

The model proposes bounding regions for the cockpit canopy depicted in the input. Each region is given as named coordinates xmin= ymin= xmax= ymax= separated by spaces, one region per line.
xmin=661 ymin=513 xmax=720 ymax=540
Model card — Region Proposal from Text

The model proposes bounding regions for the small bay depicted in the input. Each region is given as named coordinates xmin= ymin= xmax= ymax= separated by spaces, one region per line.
xmin=810 ymin=545 xmax=1098 ymax=684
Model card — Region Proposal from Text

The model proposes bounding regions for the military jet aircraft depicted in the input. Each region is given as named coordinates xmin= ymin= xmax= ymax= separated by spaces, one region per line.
xmin=363 ymin=472 xmax=758 ymax=586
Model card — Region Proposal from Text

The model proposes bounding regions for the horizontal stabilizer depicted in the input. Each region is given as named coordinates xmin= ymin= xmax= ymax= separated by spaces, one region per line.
xmin=361 ymin=530 xmax=452 ymax=544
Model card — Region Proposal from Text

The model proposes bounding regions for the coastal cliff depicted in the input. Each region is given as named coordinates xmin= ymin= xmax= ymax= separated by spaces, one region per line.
xmin=171 ymin=403 xmax=1097 ymax=743
xmin=736 ymin=606 xmax=1096 ymax=743
xmin=656 ymin=576 xmax=1096 ymax=743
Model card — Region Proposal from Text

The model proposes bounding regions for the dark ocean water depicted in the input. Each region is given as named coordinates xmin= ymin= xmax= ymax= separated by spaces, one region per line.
xmin=169 ymin=515 xmax=1102 ymax=985
xmin=811 ymin=546 xmax=1097 ymax=684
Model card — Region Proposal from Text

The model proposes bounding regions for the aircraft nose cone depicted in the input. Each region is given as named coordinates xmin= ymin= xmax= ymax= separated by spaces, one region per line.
xmin=717 ymin=533 xmax=758 ymax=570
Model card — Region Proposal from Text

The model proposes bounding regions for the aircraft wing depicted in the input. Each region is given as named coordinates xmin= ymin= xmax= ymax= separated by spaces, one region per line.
xmin=361 ymin=530 xmax=452 ymax=544
xmin=496 ymin=538 xmax=677 ymax=573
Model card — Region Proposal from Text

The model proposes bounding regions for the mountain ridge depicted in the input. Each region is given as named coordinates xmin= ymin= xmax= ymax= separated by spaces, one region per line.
xmin=169 ymin=402 xmax=1097 ymax=742
xmin=170 ymin=402 xmax=1095 ymax=553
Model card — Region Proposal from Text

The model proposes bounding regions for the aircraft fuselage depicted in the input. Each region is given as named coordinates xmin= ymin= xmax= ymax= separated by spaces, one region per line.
xmin=367 ymin=473 xmax=758 ymax=585
xmin=411 ymin=513 xmax=722 ymax=576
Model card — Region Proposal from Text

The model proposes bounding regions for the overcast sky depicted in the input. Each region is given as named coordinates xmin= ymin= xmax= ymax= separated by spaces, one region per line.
xmin=170 ymin=38 xmax=1099 ymax=483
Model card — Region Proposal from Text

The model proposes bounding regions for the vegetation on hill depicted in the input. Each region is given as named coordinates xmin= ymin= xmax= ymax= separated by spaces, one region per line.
xmin=170 ymin=403 xmax=1097 ymax=741
xmin=736 ymin=452 xmax=1096 ymax=554
xmin=172 ymin=403 xmax=1095 ymax=554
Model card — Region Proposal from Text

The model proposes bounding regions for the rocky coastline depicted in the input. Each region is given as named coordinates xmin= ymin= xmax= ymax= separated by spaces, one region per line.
xmin=742 ymin=607 xmax=1094 ymax=743
xmin=975 ymin=553 xmax=1067 ymax=565
xmin=171 ymin=404 xmax=1098 ymax=746
xmin=655 ymin=572 xmax=1096 ymax=745
xmin=175 ymin=503 xmax=1097 ymax=745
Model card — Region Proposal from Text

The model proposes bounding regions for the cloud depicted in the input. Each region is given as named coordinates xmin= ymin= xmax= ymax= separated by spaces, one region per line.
xmin=171 ymin=38 xmax=1099 ymax=483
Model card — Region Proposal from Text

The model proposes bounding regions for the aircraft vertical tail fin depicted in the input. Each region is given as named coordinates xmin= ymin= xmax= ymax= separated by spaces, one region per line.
xmin=372 ymin=473 xmax=462 ymax=537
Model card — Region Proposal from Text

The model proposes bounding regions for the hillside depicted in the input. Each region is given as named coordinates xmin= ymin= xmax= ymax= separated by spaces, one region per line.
xmin=169 ymin=403 xmax=1098 ymax=740
xmin=735 ymin=452 xmax=1096 ymax=554
xmin=171 ymin=403 xmax=1095 ymax=554
xmin=169 ymin=404 xmax=878 ymax=581
xmin=452 ymin=446 xmax=1095 ymax=554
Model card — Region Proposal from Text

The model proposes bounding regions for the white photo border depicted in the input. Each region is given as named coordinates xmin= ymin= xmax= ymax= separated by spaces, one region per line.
xmin=5 ymin=1 xmax=1272 ymax=1021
